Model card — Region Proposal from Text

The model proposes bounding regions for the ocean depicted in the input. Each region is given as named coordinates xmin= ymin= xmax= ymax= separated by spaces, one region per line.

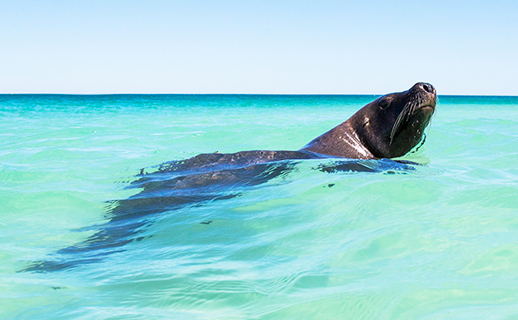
xmin=1 ymin=94 xmax=518 ymax=319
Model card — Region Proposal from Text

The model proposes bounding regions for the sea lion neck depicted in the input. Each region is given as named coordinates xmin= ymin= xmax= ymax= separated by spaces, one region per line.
xmin=300 ymin=120 xmax=375 ymax=159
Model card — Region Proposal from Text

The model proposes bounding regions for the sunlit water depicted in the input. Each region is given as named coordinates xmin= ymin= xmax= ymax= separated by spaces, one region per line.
xmin=1 ymin=94 xmax=518 ymax=319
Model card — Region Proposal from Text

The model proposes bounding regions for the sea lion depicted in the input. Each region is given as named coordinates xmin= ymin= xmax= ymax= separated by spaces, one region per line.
xmin=23 ymin=83 xmax=436 ymax=272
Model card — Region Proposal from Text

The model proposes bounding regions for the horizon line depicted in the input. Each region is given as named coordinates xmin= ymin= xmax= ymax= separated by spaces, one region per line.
xmin=1 ymin=92 xmax=518 ymax=97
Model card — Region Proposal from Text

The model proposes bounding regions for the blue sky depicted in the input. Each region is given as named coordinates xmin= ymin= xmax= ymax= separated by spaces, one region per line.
xmin=1 ymin=0 xmax=517 ymax=95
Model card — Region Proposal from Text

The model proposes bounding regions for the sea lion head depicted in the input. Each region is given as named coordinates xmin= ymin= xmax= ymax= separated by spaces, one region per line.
xmin=355 ymin=82 xmax=437 ymax=158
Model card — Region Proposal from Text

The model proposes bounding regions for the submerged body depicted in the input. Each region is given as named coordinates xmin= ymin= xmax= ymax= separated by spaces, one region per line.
xmin=24 ymin=83 xmax=436 ymax=272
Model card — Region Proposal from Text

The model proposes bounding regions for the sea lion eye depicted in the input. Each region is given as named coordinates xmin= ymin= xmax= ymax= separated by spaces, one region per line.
xmin=378 ymin=97 xmax=390 ymax=110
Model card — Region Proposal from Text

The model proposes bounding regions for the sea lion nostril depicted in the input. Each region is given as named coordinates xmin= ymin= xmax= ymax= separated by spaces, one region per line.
xmin=422 ymin=83 xmax=434 ymax=94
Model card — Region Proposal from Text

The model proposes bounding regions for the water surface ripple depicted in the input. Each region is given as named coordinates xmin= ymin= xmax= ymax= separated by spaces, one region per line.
xmin=1 ymin=94 xmax=518 ymax=319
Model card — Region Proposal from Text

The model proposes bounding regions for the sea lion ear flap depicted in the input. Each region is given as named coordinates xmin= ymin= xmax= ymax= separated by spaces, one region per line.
xmin=378 ymin=96 xmax=391 ymax=110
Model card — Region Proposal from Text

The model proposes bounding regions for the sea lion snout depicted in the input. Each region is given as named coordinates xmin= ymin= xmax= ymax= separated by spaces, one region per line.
xmin=410 ymin=82 xmax=437 ymax=110
xmin=418 ymin=82 xmax=435 ymax=94
xmin=412 ymin=82 xmax=436 ymax=97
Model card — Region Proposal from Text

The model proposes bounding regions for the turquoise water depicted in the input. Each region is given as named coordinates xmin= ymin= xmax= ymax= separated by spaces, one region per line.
xmin=1 ymin=94 xmax=518 ymax=319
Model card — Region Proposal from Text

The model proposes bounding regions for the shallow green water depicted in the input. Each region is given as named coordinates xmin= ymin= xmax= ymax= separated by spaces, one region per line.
xmin=1 ymin=94 xmax=518 ymax=319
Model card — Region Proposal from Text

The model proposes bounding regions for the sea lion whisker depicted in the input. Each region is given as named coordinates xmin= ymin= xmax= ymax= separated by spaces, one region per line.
xmin=390 ymin=101 xmax=413 ymax=144
xmin=389 ymin=92 xmax=429 ymax=145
